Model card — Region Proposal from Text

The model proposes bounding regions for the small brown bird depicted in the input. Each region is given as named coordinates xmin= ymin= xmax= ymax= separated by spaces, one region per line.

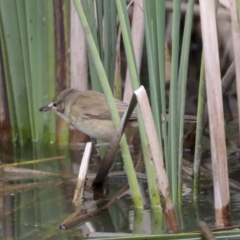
xmin=39 ymin=88 xmax=138 ymax=141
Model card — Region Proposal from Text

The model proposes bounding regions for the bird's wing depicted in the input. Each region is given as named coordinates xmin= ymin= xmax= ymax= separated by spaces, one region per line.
xmin=72 ymin=90 xmax=137 ymax=121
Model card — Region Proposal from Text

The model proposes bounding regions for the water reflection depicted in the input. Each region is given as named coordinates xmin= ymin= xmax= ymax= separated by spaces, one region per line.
xmin=1 ymin=141 xmax=240 ymax=239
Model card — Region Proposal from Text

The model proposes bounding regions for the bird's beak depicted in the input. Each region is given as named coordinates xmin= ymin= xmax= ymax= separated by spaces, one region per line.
xmin=39 ymin=102 xmax=53 ymax=112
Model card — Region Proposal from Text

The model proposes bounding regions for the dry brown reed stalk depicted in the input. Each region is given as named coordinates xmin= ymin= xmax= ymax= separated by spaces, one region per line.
xmin=198 ymin=221 xmax=216 ymax=240
xmin=59 ymin=207 xmax=87 ymax=229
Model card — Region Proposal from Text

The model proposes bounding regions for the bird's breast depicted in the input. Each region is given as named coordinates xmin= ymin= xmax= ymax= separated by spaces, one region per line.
xmin=70 ymin=116 xmax=116 ymax=142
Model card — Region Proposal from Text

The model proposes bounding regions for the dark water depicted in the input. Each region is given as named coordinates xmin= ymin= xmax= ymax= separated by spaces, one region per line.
xmin=1 ymin=139 xmax=240 ymax=240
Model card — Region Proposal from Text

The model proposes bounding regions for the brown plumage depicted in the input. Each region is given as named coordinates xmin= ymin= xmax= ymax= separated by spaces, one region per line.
xmin=39 ymin=88 xmax=138 ymax=141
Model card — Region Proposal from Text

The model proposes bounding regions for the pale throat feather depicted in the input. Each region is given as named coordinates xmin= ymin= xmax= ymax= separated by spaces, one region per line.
xmin=57 ymin=94 xmax=78 ymax=125
xmin=55 ymin=99 xmax=72 ymax=124
xmin=56 ymin=111 xmax=70 ymax=124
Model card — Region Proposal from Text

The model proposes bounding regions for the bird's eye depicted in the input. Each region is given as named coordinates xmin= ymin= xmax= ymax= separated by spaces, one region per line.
xmin=53 ymin=103 xmax=57 ymax=108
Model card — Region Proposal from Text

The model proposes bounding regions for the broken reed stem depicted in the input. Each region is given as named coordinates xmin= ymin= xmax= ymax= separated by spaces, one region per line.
xmin=92 ymin=92 xmax=137 ymax=188
xmin=123 ymin=0 xmax=144 ymax=103
xmin=126 ymin=91 xmax=161 ymax=209
xmin=72 ymin=142 xmax=92 ymax=204
xmin=3 ymin=166 xmax=58 ymax=177
xmin=134 ymin=86 xmax=178 ymax=233
xmin=60 ymin=183 xmax=130 ymax=230
xmin=60 ymin=156 xmax=144 ymax=230
xmin=198 ymin=221 xmax=216 ymax=240
xmin=0 ymin=156 xmax=65 ymax=169
xmin=59 ymin=207 xmax=87 ymax=230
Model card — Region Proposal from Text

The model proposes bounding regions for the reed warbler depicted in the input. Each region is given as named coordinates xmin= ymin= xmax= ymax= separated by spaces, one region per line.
xmin=39 ymin=88 xmax=138 ymax=141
